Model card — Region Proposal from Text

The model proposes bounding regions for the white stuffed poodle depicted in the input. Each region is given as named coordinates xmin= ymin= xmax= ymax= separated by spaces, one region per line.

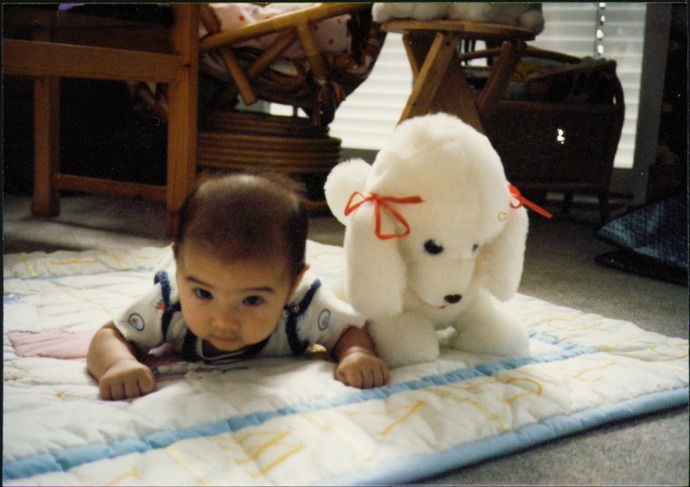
xmin=325 ymin=113 xmax=530 ymax=367
xmin=372 ymin=3 xmax=544 ymax=34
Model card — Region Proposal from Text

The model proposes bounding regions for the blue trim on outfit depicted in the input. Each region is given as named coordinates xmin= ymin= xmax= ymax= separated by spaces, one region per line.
xmin=154 ymin=270 xmax=181 ymax=340
xmin=284 ymin=279 xmax=322 ymax=356
xmin=153 ymin=271 xmax=323 ymax=362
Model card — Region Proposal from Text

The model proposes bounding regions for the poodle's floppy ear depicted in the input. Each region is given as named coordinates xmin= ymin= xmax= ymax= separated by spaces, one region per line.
xmin=324 ymin=159 xmax=371 ymax=225
xmin=343 ymin=201 xmax=407 ymax=318
xmin=326 ymin=158 xmax=407 ymax=316
xmin=480 ymin=205 xmax=529 ymax=301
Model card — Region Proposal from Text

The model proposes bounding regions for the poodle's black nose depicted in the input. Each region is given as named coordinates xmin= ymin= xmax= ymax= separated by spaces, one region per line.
xmin=444 ymin=294 xmax=462 ymax=304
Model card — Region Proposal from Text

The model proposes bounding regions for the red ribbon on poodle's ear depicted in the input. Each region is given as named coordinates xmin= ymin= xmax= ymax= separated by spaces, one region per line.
xmin=344 ymin=192 xmax=424 ymax=240
xmin=509 ymin=185 xmax=553 ymax=219
xmin=325 ymin=159 xmax=412 ymax=318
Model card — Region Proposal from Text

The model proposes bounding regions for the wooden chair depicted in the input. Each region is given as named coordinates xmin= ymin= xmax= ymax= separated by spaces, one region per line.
xmin=2 ymin=5 xmax=199 ymax=236
xmin=197 ymin=3 xmax=378 ymax=126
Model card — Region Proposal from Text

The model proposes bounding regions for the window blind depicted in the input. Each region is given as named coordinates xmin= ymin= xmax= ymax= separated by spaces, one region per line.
xmin=309 ymin=3 xmax=647 ymax=170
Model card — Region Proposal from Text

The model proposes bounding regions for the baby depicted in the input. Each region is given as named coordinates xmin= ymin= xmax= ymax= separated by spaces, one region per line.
xmin=87 ymin=172 xmax=389 ymax=400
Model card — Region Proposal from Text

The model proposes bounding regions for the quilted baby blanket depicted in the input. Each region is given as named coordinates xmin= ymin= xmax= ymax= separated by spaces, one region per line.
xmin=3 ymin=241 xmax=688 ymax=485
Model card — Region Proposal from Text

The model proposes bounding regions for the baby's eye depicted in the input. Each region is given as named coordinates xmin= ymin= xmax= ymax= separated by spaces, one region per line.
xmin=194 ymin=288 xmax=213 ymax=300
xmin=424 ymin=239 xmax=444 ymax=255
xmin=243 ymin=295 xmax=264 ymax=307
xmin=472 ymin=243 xmax=480 ymax=253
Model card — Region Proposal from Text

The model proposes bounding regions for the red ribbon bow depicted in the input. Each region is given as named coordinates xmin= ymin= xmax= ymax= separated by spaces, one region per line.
xmin=509 ymin=184 xmax=553 ymax=219
xmin=344 ymin=192 xmax=424 ymax=240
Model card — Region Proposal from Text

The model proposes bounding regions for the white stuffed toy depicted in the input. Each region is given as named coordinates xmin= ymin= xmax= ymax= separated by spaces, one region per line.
xmin=325 ymin=113 xmax=532 ymax=367
xmin=372 ymin=3 xmax=545 ymax=35
xmin=372 ymin=3 xmax=450 ymax=23
xmin=447 ymin=3 xmax=544 ymax=33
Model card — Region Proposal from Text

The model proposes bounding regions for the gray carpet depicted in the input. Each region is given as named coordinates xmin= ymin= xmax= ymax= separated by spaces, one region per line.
xmin=3 ymin=192 xmax=688 ymax=486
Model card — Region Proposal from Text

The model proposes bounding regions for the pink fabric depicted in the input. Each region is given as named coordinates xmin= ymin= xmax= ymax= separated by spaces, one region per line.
xmin=7 ymin=330 xmax=184 ymax=368
xmin=7 ymin=330 xmax=93 ymax=360
xmin=203 ymin=3 xmax=351 ymax=59
xmin=145 ymin=342 xmax=184 ymax=369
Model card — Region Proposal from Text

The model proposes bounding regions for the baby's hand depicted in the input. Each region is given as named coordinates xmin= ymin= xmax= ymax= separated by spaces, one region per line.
xmin=335 ymin=351 xmax=390 ymax=389
xmin=99 ymin=359 xmax=156 ymax=400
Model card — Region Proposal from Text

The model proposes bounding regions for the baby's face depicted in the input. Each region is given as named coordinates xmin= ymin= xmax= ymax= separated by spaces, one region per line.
xmin=175 ymin=241 xmax=299 ymax=356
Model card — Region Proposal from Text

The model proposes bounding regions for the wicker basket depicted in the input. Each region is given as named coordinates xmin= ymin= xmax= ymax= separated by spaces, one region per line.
xmin=484 ymin=100 xmax=622 ymax=185
xmin=198 ymin=110 xmax=342 ymax=213
xmin=466 ymin=48 xmax=625 ymax=221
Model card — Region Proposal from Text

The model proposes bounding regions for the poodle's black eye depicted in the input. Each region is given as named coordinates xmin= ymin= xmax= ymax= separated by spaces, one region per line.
xmin=424 ymin=239 xmax=444 ymax=255
xmin=472 ymin=243 xmax=479 ymax=253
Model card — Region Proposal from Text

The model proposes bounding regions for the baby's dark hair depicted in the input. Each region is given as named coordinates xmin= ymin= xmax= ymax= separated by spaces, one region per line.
xmin=174 ymin=172 xmax=308 ymax=280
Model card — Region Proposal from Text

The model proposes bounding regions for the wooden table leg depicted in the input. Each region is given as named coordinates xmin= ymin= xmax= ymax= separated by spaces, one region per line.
xmin=398 ymin=31 xmax=484 ymax=132
xmin=399 ymin=32 xmax=455 ymax=121
xmin=428 ymin=49 xmax=485 ymax=132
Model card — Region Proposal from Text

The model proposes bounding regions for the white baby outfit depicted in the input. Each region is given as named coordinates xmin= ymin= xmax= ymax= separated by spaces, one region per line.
xmin=112 ymin=261 xmax=365 ymax=363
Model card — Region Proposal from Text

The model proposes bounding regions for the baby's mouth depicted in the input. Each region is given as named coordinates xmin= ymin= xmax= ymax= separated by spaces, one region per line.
xmin=203 ymin=335 xmax=245 ymax=356
xmin=213 ymin=335 xmax=239 ymax=344
xmin=208 ymin=333 xmax=243 ymax=351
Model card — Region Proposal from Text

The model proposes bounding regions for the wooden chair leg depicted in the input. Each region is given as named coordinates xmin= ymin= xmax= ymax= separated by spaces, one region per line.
xmin=165 ymin=5 xmax=199 ymax=237
xmin=165 ymin=78 xmax=198 ymax=237
xmin=31 ymin=75 xmax=61 ymax=217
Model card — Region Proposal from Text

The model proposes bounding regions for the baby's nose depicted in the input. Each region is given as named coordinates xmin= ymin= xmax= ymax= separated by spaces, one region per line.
xmin=212 ymin=311 xmax=240 ymax=329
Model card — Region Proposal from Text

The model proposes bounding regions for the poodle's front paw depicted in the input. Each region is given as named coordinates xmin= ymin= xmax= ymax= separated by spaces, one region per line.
xmin=368 ymin=314 xmax=439 ymax=368
xmin=453 ymin=319 xmax=529 ymax=357
xmin=451 ymin=293 xmax=530 ymax=357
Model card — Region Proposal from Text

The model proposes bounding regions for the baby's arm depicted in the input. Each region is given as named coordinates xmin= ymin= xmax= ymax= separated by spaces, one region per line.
xmin=333 ymin=324 xmax=390 ymax=389
xmin=86 ymin=322 xmax=156 ymax=400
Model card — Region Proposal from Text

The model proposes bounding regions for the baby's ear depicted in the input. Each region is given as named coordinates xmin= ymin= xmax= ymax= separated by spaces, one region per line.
xmin=288 ymin=264 xmax=310 ymax=298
